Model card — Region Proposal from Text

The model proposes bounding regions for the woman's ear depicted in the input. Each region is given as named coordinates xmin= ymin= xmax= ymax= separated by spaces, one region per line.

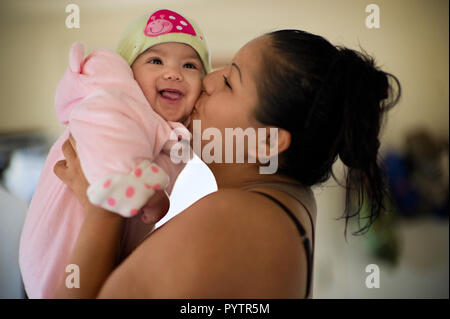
xmin=249 ymin=127 xmax=290 ymax=160
xmin=272 ymin=128 xmax=291 ymax=155
xmin=263 ymin=127 xmax=290 ymax=157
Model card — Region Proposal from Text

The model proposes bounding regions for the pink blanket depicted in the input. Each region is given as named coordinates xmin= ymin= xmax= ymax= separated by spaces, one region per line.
xmin=19 ymin=43 xmax=190 ymax=298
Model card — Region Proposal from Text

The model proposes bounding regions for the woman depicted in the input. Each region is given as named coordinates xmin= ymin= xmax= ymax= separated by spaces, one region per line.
xmin=53 ymin=30 xmax=400 ymax=298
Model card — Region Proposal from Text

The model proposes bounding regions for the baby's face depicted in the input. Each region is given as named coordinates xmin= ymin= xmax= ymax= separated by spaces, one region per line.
xmin=131 ymin=42 xmax=205 ymax=123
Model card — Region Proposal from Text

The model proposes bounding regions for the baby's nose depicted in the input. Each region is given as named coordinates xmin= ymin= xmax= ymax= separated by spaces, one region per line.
xmin=163 ymin=68 xmax=183 ymax=81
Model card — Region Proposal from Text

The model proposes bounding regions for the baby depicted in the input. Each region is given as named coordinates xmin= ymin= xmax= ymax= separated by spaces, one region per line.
xmin=19 ymin=9 xmax=211 ymax=298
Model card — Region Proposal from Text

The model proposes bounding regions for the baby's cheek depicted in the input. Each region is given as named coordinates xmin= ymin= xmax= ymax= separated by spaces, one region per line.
xmin=188 ymin=77 xmax=204 ymax=102
xmin=193 ymin=75 xmax=204 ymax=94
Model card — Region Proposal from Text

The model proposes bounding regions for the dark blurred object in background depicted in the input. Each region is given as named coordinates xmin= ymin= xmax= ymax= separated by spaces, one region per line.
xmin=0 ymin=130 xmax=50 ymax=203
xmin=404 ymin=131 xmax=449 ymax=219
xmin=366 ymin=199 xmax=401 ymax=266
xmin=361 ymin=129 xmax=448 ymax=265
xmin=384 ymin=130 xmax=449 ymax=219
xmin=384 ymin=151 xmax=419 ymax=217
xmin=0 ymin=129 xmax=50 ymax=298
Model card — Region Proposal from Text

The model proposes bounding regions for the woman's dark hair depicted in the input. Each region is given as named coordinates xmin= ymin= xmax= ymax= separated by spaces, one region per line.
xmin=254 ymin=29 xmax=401 ymax=236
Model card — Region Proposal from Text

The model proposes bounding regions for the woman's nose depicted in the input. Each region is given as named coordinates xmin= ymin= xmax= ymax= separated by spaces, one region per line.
xmin=202 ymin=69 xmax=221 ymax=95
xmin=163 ymin=68 xmax=183 ymax=81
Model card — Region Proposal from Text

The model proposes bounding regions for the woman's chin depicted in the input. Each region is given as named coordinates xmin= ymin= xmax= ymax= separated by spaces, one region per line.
xmin=182 ymin=115 xmax=191 ymax=127
xmin=187 ymin=118 xmax=194 ymax=133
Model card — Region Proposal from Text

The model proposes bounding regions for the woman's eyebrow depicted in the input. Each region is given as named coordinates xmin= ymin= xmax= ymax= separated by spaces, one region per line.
xmin=231 ymin=62 xmax=242 ymax=83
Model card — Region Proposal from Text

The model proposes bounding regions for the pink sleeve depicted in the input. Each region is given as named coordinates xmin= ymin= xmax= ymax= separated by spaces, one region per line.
xmin=69 ymin=88 xmax=178 ymax=218
xmin=69 ymin=90 xmax=171 ymax=184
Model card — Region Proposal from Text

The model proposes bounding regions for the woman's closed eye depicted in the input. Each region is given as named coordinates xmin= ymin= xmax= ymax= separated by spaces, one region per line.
xmin=223 ymin=75 xmax=231 ymax=89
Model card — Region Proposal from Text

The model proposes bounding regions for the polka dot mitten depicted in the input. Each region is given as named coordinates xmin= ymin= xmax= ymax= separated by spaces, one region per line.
xmin=86 ymin=160 xmax=169 ymax=217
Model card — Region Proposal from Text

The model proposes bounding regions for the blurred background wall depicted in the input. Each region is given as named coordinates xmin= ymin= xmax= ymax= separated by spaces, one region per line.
xmin=0 ymin=0 xmax=448 ymax=298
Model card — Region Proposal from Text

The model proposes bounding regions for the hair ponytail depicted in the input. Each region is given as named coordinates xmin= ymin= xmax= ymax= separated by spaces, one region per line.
xmin=255 ymin=30 xmax=401 ymax=236
xmin=333 ymin=47 xmax=401 ymax=236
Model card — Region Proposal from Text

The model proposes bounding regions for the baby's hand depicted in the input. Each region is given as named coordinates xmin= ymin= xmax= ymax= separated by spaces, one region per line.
xmin=86 ymin=160 xmax=170 ymax=218
xmin=140 ymin=190 xmax=170 ymax=224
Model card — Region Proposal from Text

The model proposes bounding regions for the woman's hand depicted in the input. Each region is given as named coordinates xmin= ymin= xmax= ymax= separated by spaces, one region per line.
xmin=52 ymin=135 xmax=125 ymax=298
xmin=53 ymin=134 xmax=90 ymax=209
xmin=140 ymin=190 xmax=170 ymax=224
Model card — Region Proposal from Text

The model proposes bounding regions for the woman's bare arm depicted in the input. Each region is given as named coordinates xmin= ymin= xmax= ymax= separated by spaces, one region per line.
xmin=52 ymin=137 xmax=127 ymax=298
xmin=97 ymin=189 xmax=303 ymax=298
xmin=53 ymin=206 xmax=124 ymax=298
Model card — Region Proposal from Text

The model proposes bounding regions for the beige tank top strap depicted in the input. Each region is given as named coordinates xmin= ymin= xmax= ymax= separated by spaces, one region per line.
xmin=241 ymin=181 xmax=316 ymax=243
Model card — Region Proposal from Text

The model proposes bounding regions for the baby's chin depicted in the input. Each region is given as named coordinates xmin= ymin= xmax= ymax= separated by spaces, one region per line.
xmin=153 ymin=108 xmax=191 ymax=126
xmin=157 ymin=110 xmax=191 ymax=127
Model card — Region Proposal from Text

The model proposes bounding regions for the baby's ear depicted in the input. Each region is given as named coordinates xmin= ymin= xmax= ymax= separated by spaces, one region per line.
xmin=69 ymin=42 xmax=85 ymax=73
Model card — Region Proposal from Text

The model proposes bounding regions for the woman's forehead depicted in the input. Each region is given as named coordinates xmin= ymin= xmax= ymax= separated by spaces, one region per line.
xmin=232 ymin=37 xmax=267 ymax=85
xmin=234 ymin=37 xmax=265 ymax=62
xmin=229 ymin=37 xmax=267 ymax=123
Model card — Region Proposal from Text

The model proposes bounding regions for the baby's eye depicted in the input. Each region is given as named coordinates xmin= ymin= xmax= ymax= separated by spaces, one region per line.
xmin=183 ymin=63 xmax=197 ymax=69
xmin=148 ymin=58 xmax=162 ymax=64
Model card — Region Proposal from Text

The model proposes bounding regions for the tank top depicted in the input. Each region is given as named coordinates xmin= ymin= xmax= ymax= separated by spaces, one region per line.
xmin=241 ymin=181 xmax=316 ymax=298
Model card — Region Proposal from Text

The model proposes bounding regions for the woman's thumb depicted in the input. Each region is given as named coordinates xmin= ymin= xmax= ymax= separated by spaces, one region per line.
xmin=53 ymin=160 xmax=68 ymax=181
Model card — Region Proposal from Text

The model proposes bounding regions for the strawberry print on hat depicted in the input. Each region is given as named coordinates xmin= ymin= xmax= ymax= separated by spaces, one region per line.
xmin=144 ymin=9 xmax=196 ymax=37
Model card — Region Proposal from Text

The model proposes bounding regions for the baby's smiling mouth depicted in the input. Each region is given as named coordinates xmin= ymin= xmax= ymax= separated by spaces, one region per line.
xmin=159 ymin=89 xmax=184 ymax=101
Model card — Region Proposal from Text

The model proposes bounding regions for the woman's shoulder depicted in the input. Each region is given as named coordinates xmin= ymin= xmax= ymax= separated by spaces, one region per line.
xmin=158 ymin=188 xmax=270 ymax=227
xmin=99 ymin=188 xmax=304 ymax=298
xmin=155 ymin=187 xmax=286 ymax=258
xmin=166 ymin=188 xmax=301 ymax=237
xmin=182 ymin=187 xmax=265 ymax=216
